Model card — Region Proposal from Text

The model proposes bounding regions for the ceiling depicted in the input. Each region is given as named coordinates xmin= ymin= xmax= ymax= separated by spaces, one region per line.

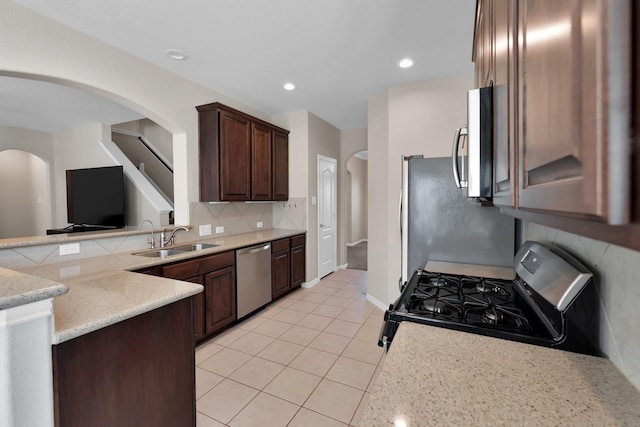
xmin=6 ymin=0 xmax=476 ymax=132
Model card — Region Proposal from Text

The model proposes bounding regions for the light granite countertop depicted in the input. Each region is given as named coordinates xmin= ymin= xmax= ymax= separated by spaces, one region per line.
xmin=360 ymin=322 xmax=640 ymax=426
xmin=11 ymin=228 xmax=305 ymax=344
xmin=0 ymin=266 xmax=68 ymax=310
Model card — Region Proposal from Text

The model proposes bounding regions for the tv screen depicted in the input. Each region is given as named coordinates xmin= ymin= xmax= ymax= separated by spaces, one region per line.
xmin=66 ymin=166 xmax=125 ymax=228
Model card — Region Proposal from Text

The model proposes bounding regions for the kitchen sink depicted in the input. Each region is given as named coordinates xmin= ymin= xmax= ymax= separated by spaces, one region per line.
xmin=171 ymin=243 xmax=219 ymax=252
xmin=132 ymin=242 xmax=219 ymax=258
xmin=133 ymin=249 xmax=187 ymax=258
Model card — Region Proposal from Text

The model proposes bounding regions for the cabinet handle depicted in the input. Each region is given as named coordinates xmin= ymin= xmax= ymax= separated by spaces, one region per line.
xmin=452 ymin=127 xmax=468 ymax=189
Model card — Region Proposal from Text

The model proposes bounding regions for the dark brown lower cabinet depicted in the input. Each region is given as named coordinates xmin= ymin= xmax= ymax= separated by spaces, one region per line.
xmin=186 ymin=276 xmax=205 ymax=341
xmin=271 ymin=238 xmax=291 ymax=299
xmin=271 ymin=234 xmax=306 ymax=300
xmin=161 ymin=251 xmax=236 ymax=343
xmin=52 ymin=298 xmax=195 ymax=427
xmin=204 ymin=266 xmax=236 ymax=334
xmin=291 ymin=234 xmax=306 ymax=288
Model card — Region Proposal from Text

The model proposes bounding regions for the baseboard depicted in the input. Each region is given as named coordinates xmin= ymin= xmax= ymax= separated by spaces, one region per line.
xmin=301 ymin=277 xmax=320 ymax=288
xmin=337 ymin=263 xmax=348 ymax=270
xmin=366 ymin=293 xmax=388 ymax=311
xmin=346 ymin=239 xmax=368 ymax=247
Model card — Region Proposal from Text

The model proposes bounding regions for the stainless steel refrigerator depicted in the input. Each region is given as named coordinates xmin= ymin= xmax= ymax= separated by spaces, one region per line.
xmin=400 ymin=155 xmax=516 ymax=286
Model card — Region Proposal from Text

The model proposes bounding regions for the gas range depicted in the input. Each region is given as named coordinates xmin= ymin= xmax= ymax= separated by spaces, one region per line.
xmin=379 ymin=241 xmax=598 ymax=355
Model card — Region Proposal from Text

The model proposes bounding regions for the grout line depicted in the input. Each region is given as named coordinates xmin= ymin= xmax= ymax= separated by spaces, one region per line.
xmin=197 ymin=270 xmax=374 ymax=425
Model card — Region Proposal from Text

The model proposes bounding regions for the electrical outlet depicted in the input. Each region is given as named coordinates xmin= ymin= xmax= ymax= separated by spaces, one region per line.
xmin=199 ymin=224 xmax=212 ymax=236
xmin=257 ymin=221 xmax=263 ymax=228
xmin=59 ymin=243 xmax=80 ymax=256
xmin=215 ymin=226 xmax=224 ymax=234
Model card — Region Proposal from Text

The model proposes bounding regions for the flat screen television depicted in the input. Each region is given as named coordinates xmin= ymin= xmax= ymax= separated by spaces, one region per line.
xmin=66 ymin=166 xmax=125 ymax=229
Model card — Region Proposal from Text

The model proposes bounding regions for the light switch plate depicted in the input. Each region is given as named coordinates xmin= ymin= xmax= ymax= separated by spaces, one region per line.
xmin=215 ymin=226 xmax=224 ymax=234
xmin=312 ymin=196 xmax=317 ymax=206
xmin=199 ymin=224 xmax=212 ymax=236
xmin=59 ymin=243 xmax=80 ymax=256
xmin=257 ymin=221 xmax=263 ymax=228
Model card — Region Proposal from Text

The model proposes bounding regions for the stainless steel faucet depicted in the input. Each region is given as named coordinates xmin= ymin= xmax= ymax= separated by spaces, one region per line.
xmin=138 ymin=220 xmax=155 ymax=249
xmin=160 ymin=226 xmax=189 ymax=247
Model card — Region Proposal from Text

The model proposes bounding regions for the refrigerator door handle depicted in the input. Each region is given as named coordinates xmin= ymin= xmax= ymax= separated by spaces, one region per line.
xmin=452 ymin=127 xmax=468 ymax=189
xmin=399 ymin=189 xmax=404 ymax=291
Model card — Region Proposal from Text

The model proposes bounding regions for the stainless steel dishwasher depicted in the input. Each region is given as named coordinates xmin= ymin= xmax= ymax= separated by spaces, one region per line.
xmin=236 ymin=242 xmax=272 ymax=318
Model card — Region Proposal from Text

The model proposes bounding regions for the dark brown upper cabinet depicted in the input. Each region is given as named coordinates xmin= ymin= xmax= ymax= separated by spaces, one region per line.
xmin=473 ymin=0 xmax=640 ymax=250
xmin=251 ymin=122 xmax=273 ymax=200
xmin=197 ymin=102 xmax=289 ymax=202
xmin=473 ymin=0 xmax=518 ymax=208
xmin=272 ymin=129 xmax=289 ymax=201
xmin=474 ymin=0 xmax=634 ymax=221
xmin=516 ymin=0 xmax=632 ymax=225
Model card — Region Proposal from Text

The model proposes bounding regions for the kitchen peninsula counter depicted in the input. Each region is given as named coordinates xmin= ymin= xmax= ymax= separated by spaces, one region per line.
xmin=360 ymin=322 xmax=640 ymax=426
xmin=14 ymin=228 xmax=305 ymax=343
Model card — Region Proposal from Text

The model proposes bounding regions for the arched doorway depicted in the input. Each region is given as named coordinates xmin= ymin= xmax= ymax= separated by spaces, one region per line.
xmin=346 ymin=150 xmax=368 ymax=270
xmin=0 ymin=149 xmax=52 ymax=238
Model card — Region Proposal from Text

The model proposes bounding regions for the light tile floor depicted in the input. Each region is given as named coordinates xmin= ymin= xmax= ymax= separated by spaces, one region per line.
xmin=195 ymin=269 xmax=385 ymax=427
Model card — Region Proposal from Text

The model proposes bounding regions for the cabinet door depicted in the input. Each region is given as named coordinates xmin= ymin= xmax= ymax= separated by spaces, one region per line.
xmin=52 ymin=300 xmax=194 ymax=427
xmin=473 ymin=0 xmax=495 ymax=88
xmin=204 ymin=266 xmax=236 ymax=334
xmin=290 ymin=242 xmax=305 ymax=289
xmin=219 ymin=110 xmax=251 ymax=200
xmin=251 ymin=123 xmax=273 ymax=200
xmin=491 ymin=0 xmax=518 ymax=207
xmin=271 ymin=250 xmax=291 ymax=299
xmin=272 ymin=130 xmax=289 ymax=201
xmin=185 ymin=276 xmax=205 ymax=342
xmin=517 ymin=0 xmax=631 ymax=224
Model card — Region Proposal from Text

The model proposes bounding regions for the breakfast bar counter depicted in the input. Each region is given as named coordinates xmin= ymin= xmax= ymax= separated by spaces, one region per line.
xmin=359 ymin=322 xmax=640 ymax=426
xmin=13 ymin=228 xmax=305 ymax=343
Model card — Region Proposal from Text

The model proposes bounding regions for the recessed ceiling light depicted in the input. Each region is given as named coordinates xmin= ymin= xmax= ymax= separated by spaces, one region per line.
xmin=398 ymin=58 xmax=414 ymax=68
xmin=165 ymin=49 xmax=188 ymax=60
xmin=283 ymin=83 xmax=296 ymax=91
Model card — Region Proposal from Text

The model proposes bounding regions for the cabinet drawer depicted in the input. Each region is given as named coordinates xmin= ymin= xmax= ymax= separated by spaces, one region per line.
xmin=162 ymin=251 xmax=234 ymax=280
xmin=271 ymin=238 xmax=290 ymax=253
xmin=291 ymin=234 xmax=305 ymax=248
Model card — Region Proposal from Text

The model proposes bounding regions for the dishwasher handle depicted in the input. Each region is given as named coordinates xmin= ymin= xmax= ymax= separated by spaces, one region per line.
xmin=236 ymin=243 xmax=271 ymax=255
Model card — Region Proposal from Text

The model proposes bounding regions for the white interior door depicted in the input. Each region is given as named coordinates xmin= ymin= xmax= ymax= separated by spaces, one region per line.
xmin=318 ymin=155 xmax=337 ymax=278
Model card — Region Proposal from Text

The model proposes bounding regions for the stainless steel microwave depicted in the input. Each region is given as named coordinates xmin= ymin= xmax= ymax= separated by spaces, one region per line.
xmin=452 ymin=87 xmax=493 ymax=199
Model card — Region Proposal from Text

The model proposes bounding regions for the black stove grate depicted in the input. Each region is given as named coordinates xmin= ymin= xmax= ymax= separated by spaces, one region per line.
xmin=396 ymin=270 xmax=549 ymax=338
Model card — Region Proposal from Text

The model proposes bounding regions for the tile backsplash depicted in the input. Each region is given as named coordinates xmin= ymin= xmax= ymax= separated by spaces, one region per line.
xmin=191 ymin=198 xmax=307 ymax=235
xmin=524 ymin=221 xmax=640 ymax=391
xmin=0 ymin=199 xmax=307 ymax=269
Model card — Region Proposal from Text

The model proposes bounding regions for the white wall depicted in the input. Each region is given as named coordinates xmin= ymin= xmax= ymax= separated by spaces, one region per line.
xmin=0 ymin=149 xmax=51 ymax=237
xmin=308 ymin=113 xmax=341 ymax=280
xmin=368 ymin=90 xmax=393 ymax=305
xmin=339 ymin=128 xmax=368 ymax=264
xmin=346 ymin=156 xmax=367 ymax=244
xmin=271 ymin=111 xmax=342 ymax=283
xmin=51 ymin=122 xmax=117 ymax=227
xmin=1 ymin=125 xmax=55 ymax=237
xmin=367 ymin=73 xmax=474 ymax=306
xmin=272 ymin=111 xmax=309 ymax=199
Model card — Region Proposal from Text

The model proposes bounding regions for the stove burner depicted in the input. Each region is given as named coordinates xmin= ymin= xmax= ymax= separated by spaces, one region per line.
xmin=475 ymin=281 xmax=508 ymax=296
xmin=421 ymin=300 xmax=450 ymax=315
xmin=430 ymin=278 xmax=448 ymax=287
xmin=421 ymin=276 xmax=456 ymax=288
xmin=482 ymin=309 xmax=499 ymax=324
